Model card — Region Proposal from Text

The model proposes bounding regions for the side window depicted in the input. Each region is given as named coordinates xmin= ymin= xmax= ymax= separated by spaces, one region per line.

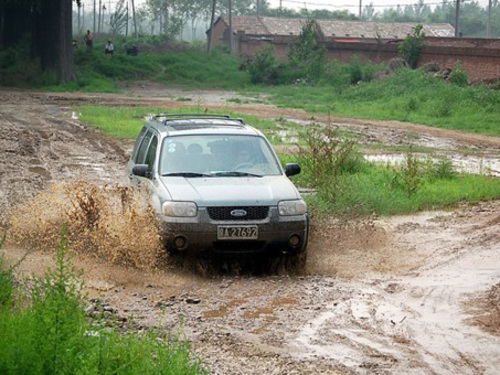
xmin=135 ymin=131 xmax=153 ymax=164
xmin=145 ymin=136 xmax=158 ymax=172
xmin=131 ymin=126 xmax=148 ymax=161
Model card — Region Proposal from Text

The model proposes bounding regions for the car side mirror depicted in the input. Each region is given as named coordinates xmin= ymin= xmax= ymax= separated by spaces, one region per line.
xmin=285 ymin=163 xmax=301 ymax=177
xmin=132 ymin=164 xmax=151 ymax=178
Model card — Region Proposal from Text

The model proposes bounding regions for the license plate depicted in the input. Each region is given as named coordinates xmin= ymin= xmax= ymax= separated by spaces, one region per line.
xmin=217 ymin=225 xmax=258 ymax=240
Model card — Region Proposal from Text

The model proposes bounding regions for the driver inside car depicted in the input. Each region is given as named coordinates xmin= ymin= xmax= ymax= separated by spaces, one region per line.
xmin=234 ymin=149 xmax=253 ymax=169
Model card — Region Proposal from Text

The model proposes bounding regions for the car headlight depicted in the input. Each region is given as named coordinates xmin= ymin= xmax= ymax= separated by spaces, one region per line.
xmin=162 ymin=201 xmax=198 ymax=217
xmin=278 ymin=200 xmax=307 ymax=216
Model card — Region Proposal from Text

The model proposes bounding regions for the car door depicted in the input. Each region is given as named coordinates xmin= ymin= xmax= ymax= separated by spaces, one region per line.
xmin=128 ymin=129 xmax=155 ymax=187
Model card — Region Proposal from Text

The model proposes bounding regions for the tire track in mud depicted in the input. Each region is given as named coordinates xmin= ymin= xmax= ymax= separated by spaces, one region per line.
xmin=1 ymin=89 xmax=499 ymax=375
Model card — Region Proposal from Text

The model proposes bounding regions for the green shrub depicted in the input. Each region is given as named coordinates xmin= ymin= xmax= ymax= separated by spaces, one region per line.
xmin=398 ymin=24 xmax=426 ymax=69
xmin=392 ymin=152 xmax=421 ymax=196
xmin=0 ymin=228 xmax=207 ymax=375
xmin=349 ymin=56 xmax=363 ymax=84
xmin=448 ymin=61 xmax=469 ymax=87
xmin=247 ymin=48 xmax=279 ymax=84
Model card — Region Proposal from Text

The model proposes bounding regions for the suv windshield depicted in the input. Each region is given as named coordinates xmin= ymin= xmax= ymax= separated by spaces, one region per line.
xmin=159 ymin=135 xmax=282 ymax=176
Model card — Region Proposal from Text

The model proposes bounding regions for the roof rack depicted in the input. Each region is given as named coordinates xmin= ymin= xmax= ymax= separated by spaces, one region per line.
xmin=152 ymin=113 xmax=246 ymax=126
xmin=154 ymin=114 xmax=232 ymax=121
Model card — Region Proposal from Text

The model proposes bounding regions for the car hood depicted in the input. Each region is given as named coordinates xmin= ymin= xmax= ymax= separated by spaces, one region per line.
xmin=159 ymin=176 xmax=301 ymax=206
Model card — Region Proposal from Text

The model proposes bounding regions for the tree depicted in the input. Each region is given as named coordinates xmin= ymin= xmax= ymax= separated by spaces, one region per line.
xmin=288 ymin=19 xmax=326 ymax=82
xmin=398 ymin=24 xmax=426 ymax=69
xmin=0 ymin=0 xmax=77 ymax=83
xmin=35 ymin=0 xmax=76 ymax=83
xmin=110 ymin=0 xmax=128 ymax=35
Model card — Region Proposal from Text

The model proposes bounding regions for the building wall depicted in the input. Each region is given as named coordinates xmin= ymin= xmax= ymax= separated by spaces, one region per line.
xmin=208 ymin=20 xmax=228 ymax=47
xmin=238 ymin=35 xmax=500 ymax=83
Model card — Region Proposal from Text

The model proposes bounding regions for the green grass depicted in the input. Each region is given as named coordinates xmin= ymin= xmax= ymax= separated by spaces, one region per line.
xmin=261 ymin=69 xmax=500 ymax=137
xmin=297 ymin=162 xmax=500 ymax=217
xmin=0 ymin=231 xmax=207 ymax=375
xmin=77 ymin=106 xmax=302 ymax=144
xmin=317 ymin=168 xmax=500 ymax=216
xmin=3 ymin=43 xmax=500 ymax=137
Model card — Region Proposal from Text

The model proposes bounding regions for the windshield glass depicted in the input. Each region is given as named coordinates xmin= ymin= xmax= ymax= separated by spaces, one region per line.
xmin=159 ymin=135 xmax=282 ymax=176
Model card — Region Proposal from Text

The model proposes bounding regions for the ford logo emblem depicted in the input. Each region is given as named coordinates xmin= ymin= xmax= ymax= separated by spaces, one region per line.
xmin=230 ymin=209 xmax=247 ymax=217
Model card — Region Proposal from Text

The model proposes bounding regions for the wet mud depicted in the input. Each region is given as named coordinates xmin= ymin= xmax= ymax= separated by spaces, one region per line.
xmin=1 ymin=87 xmax=499 ymax=375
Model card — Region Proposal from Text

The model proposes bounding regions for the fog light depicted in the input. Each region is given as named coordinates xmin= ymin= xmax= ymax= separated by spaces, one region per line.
xmin=289 ymin=234 xmax=301 ymax=247
xmin=174 ymin=236 xmax=187 ymax=249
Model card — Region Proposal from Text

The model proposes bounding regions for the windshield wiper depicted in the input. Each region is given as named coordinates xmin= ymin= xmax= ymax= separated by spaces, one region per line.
xmin=162 ymin=172 xmax=212 ymax=177
xmin=213 ymin=171 xmax=263 ymax=177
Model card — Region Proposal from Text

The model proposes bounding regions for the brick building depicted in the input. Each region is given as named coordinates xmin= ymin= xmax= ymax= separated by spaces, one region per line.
xmin=207 ymin=16 xmax=500 ymax=83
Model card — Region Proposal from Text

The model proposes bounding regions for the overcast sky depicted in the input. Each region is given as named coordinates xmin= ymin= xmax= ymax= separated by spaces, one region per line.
xmin=267 ymin=0 xmax=491 ymax=14
xmin=102 ymin=0 xmax=492 ymax=16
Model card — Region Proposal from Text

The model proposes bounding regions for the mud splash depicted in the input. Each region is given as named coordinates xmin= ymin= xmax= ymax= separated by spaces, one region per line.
xmin=7 ymin=180 xmax=164 ymax=269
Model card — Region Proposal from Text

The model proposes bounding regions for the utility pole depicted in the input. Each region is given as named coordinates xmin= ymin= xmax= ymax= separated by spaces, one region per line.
xmin=228 ymin=0 xmax=233 ymax=55
xmin=359 ymin=0 xmax=362 ymax=19
xmin=93 ymin=0 xmax=96 ymax=33
xmin=256 ymin=0 xmax=260 ymax=16
xmin=487 ymin=0 xmax=492 ymax=38
xmin=454 ymin=0 xmax=461 ymax=37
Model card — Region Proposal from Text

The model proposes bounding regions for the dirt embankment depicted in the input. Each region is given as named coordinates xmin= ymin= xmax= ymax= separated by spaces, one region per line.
xmin=1 ymin=87 xmax=499 ymax=375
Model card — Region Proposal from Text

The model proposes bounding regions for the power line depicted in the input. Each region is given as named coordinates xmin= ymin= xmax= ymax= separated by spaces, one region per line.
xmin=279 ymin=0 xmax=444 ymax=9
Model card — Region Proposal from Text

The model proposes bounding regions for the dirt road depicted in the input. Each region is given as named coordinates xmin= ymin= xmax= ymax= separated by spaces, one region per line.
xmin=1 ymin=86 xmax=499 ymax=375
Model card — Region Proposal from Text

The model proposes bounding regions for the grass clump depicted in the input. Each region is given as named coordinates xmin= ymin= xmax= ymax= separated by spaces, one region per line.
xmin=0 ymin=230 xmax=207 ymax=375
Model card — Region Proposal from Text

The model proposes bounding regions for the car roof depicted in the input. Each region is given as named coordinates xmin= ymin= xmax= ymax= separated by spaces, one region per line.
xmin=145 ymin=114 xmax=262 ymax=137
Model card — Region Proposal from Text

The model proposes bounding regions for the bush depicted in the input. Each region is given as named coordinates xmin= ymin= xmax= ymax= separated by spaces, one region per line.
xmin=448 ymin=61 xmax=469 ymax=87
xmin=297 ymin=124 xmax=365 ymax=208
xmin=349 ymin=56 xmax=363 ymax=84
xmin=0 ymin=229 xmax=207 ymax=375
xmin=398 ymin=24 xmax=426 ymax=69
xmin=391 ymin=152 xmax=421 ymax=196
xmin=247 ymin=48 xmax=280 ymax=84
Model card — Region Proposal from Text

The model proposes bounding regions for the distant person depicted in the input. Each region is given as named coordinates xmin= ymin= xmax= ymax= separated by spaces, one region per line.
xmin=105 ymin=40 xmax=114 ymax=55
xmin=84 ymin=30 xmax=93 ymax=50
xmin=126 ymin=44 xmax=138 ymax=56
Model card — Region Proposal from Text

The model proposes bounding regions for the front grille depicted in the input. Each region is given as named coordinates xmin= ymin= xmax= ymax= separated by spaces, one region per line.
xmin=207 ymin=206 xmax=269 ymax=221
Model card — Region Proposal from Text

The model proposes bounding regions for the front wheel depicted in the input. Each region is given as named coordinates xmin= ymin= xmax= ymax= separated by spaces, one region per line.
xmin=268 ymin=251 xmax=307 ymax=275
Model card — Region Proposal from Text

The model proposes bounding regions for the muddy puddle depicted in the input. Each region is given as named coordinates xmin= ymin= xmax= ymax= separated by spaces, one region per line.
xmin=365 ymin=153 xmax=500 ymax=176
xmin=1 ymin=88 xmax=499 ymax=375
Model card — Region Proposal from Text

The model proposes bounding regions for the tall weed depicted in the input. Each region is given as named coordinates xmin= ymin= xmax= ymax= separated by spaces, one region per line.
xmin=0 ymin=231 xmax=207 ymax=375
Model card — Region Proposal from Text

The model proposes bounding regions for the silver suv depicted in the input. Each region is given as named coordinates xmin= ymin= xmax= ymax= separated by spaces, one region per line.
xmin=127 ymin=114 xmax=309 ymax=263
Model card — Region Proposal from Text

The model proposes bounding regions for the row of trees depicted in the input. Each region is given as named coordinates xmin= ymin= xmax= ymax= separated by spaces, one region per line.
xmin=74 ymin=0 xmax=500 ymax=42
xmin=1 ymin=0 xmax=499 ymax=85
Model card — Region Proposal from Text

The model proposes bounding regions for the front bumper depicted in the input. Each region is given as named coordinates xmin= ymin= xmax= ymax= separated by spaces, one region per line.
xmin=161 ymin=207 xmax=309 ymax=256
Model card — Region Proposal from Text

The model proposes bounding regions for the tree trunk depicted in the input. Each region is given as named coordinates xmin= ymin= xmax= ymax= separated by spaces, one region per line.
xmin=207 ymin=0 xmax=216 ymax=53
xmin=58 ymin=0 xmax=75 ymax=83
xmin=228 ymin=0 xmax=233 ymax=55
xmin=37 ymin=0 xmax=75 ymax=83
xmin=131 ymin=0 xmax=138 ymax=39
